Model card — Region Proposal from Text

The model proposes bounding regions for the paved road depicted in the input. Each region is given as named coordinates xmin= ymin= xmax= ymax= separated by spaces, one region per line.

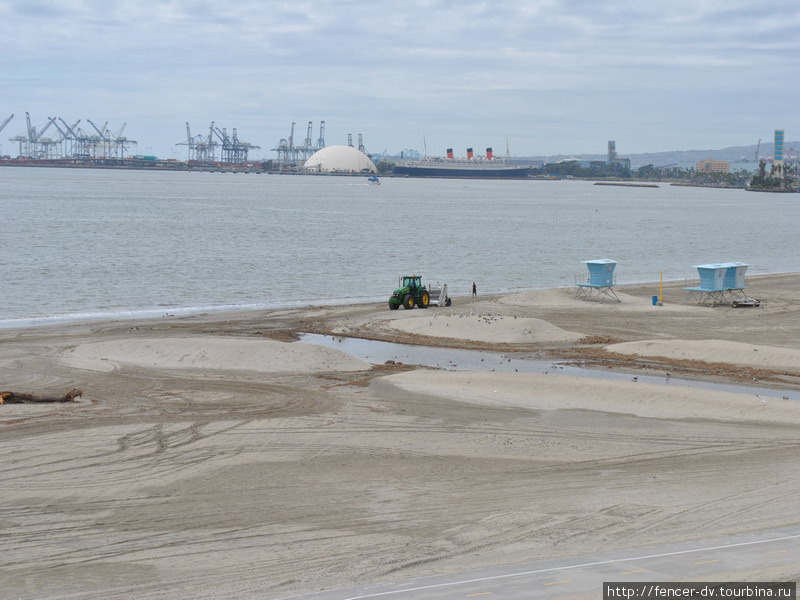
xmin=282 ymin=527 xmax=800 ymax=599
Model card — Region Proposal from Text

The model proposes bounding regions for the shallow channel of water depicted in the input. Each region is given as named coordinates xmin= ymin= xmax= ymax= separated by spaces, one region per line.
xmin=299 ymin=333 xmax=799 ymax=401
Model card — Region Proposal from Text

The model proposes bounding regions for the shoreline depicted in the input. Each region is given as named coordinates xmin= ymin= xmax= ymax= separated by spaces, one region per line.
xmin=2 ymin=271 xmax=795 ymax=332
xmin=3 ymin=273 xmax=799 ymax=392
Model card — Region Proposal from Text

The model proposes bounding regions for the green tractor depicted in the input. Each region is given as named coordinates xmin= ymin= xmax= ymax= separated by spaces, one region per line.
xmin=388 ymin=275 xmax=430 ymax=310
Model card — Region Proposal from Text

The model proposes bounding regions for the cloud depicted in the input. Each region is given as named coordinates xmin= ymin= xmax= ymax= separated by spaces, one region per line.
xmin=1 ymin=0 xmax=798 ymax=156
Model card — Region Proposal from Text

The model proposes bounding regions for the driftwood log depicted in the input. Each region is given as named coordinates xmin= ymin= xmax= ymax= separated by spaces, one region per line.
xmin=0 ymin=389 xmax=83 ymax=404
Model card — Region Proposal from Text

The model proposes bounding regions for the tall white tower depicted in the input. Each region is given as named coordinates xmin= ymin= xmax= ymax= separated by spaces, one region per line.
xmin=774 ymin=129 xmax=785 ymax=178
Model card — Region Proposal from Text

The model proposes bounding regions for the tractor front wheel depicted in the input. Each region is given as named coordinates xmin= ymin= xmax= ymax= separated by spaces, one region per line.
xmin=403 ymin=294 xmax=415 ymax=309
xmin=389 ymin=301 xmax=399 ymax=310
xmin=419 ymin=291 xmax=430 ymax=308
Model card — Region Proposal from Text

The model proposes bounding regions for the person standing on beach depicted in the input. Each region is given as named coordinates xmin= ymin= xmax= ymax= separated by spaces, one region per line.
xmin=472 ymin=282 xmax=477 ymax=298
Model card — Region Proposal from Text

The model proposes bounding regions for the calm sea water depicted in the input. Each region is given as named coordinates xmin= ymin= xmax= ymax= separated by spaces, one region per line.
xmin=2 ymin=166 xmax=798 ymax=327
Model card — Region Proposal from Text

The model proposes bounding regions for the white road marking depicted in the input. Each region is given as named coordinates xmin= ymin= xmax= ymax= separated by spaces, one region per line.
xmin=337 ymin=533 xmax=800 ymax=600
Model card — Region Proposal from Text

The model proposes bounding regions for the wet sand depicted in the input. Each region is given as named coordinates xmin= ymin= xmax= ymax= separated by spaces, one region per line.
xmin=1 ymin=274 xmax=799 ymax=599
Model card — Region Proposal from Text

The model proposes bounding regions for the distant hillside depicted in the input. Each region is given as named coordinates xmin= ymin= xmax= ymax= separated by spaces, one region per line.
xmin=524 ymin=141 xmax=798 ymax=169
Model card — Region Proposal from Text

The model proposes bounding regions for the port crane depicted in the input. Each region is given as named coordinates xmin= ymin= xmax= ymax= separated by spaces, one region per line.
xmin=317 ymin=121 xmax=325 ymax=150
xmin=6 ymin=113 xmax=133 ymax=160
xmin=0 ymin=114 xmax=13 ymax=134
xmin=212 ymin=125 xmax=259 ymax=164
xmin=296 ymin=121 xmax=322 ymax=159
xmin=102 ymin=122 xmax=134 ymax=158
xmin=9 ymin=112 xmax=57 ymax=158
xmin=56 ymin=118 xmax=83 ymax=157
xmin=87 ymin=119 xmax=110 ymax=157
xmin=273 ymin=122 xmax=296 ymax=164
xmin=272 ymin=121 xmax=325 ymax=164
xmin=50 ymin=118 xmax=80 ymax=157
xmin=179 ymin=121 xmax=259 ymax=163
xmin=303 ymin=121 xmax=313 ymax=155
xmin=177 ymin=121 xmax=218 ymax=162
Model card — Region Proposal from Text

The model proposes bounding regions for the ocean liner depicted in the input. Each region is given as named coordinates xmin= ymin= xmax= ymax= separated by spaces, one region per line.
xmin=391 ymin=147 xmax=531 ymax=180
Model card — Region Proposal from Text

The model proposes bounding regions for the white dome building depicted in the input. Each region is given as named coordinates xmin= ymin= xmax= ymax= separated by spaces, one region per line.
xmin=304 ymin=145 xmax=377 ymax=173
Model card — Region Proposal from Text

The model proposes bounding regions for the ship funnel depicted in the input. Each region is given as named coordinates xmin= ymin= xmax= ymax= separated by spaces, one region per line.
xmin=446 ymin=148 xmax=454 ymax=159
xmin=467 ymin=148 xmax=474 ymax=160
xmin=486 ymin=147 xmax=493 ymax=160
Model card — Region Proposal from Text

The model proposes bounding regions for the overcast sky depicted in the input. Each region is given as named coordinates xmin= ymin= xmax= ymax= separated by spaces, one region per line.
xmin=1 ymin=0 xmax=798 ymax=159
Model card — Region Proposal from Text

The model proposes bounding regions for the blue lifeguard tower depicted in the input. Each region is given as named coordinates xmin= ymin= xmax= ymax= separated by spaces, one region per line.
xmin=684 ymin=262 xmax=756 ymax=306
xmin=575 ymin=259 xmax=620 ymax=302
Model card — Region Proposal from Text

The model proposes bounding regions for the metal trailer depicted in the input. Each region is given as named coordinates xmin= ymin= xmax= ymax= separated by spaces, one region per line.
xmin=428 ymin=282 xmax=452 ymax=307
xmin=731 ymin=297 xmax=763 ymax=308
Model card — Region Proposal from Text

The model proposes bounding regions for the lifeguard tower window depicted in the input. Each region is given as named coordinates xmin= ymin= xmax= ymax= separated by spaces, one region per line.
xmin=575 ymin=259 xmax=620 ymax=302
xmin=684 ymin=262 xmax=758 ymax=307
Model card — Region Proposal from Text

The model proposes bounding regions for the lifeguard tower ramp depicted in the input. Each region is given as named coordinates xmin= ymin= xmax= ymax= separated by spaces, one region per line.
xmin=684 ymin=262 xmax=754 ymax=306
xmin=575 ymin=259 xmax=620 ymax=302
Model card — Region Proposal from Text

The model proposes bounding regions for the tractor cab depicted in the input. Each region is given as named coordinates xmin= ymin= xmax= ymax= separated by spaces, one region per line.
xmin=400 ymin=275 xmax=421 ymax=290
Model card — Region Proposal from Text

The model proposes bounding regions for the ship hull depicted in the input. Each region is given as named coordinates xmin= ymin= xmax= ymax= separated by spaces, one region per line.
xmin=392 ymin=164 xmax=530 ymax=180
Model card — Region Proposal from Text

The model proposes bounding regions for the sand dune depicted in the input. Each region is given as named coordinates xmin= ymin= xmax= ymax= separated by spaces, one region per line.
xmin=606 ymin=339 xmax=800 ymax=372
xmin=59 ymin=337 xmax=370 ymax=374
xmin=384 ymin=370 xmax=799 ymax=424
xmin=387 ymin=313 xmax=582 ymax=343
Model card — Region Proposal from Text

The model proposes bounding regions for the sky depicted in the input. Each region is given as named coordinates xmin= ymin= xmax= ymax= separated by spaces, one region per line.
xmin=1 ymin=0 xmax=798 ymax=160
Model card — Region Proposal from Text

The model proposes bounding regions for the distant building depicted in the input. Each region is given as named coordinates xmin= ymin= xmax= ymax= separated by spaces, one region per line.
xmin=607 ymin=141 xmax=617 ymax=161
xmin=696 ymin=157 xmax=729 ymax=174
xmin=304 ymin=145 xmax=377 ymax=173
xmin=606 ymin=140 xmax=630 ymax=169
xmin=774 ymin=129 xmax=784 ymax=162
xmin=773 ymin=129 xmax=785 ymax=178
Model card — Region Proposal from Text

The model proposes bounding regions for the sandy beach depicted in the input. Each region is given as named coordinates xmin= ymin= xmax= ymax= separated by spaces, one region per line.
xmin=2 ymin=273 xmax=799 ymax=599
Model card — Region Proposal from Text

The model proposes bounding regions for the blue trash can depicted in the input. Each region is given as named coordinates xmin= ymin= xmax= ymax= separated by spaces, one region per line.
xmin=652 ymin=295 xmax=658 ymax=306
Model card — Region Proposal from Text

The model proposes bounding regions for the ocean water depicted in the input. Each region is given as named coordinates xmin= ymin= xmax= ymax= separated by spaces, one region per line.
xmin=2 ymin=166 xmax=798 ymax=327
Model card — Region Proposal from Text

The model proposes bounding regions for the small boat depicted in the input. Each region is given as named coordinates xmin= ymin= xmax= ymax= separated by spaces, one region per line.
xmin=367 ymin=176 xmax=381 ymax=185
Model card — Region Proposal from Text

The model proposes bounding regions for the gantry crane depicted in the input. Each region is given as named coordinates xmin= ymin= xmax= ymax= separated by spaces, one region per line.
xmin=87 ymin=119 xmax=110 ymax=157
xmin=56 ymin=118 xmax=82 ymax=157
xmin=272 ymin=121 xmax=325 ymax=164
xmin=317 ymin=120 xmax=325 ymax=150
xmin=304 ymin=121 xmax=313 ymax=154
xmin=212 ymin=125 xmax=259 ymax=164
xmin=0 ymin=114 xmax=13 ymax=134
xmin=10 ymin=112 xmax=56 ymax=157
xmin=177 ymin=121 xmax=218 ymax=161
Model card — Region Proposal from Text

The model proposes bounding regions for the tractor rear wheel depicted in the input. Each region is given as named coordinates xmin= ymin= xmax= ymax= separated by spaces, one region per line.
xmin=403 ymin=294 xmax=415 ymax=309
xmin=419 ymin=291 xmax=430 ymax=308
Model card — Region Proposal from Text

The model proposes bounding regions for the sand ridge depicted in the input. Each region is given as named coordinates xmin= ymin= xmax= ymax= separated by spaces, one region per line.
xmin=383 ymin=370 xmax=800 ymax=424
xmin=386 ymin=312 xmax=583 ymax=343
xmin=605 ymin=339 xmax=800 ymax=372
xmin=59 ymin=337 xmax=371 ymax=374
